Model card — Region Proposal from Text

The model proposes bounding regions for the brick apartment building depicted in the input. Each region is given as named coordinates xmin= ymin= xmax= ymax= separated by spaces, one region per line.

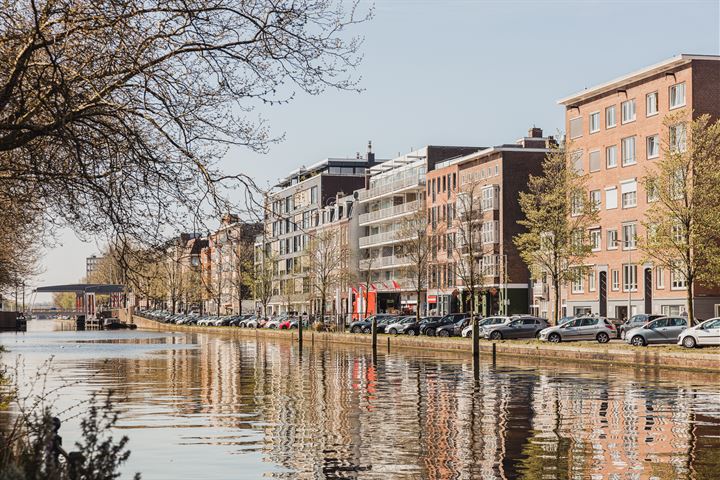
xmin=426 ymin=129 xmax=555 ymax=316
xmin=556 ymin=54 xmax=720 ymax=320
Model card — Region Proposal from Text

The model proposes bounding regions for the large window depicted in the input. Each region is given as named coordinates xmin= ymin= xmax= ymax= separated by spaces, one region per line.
xmin=605 ymin=187 xmax=618 ymax=210
xmin=607 ymin=229 xmax=618 ymax=250
xmin=589 ymin=150 xmax=601 ymax=172
xmin=646 ymin=134 xmax=660 ymax=159
xmin=590 ymin=190 xmax=601 ymax=211
xmin=571 ymin=268 xmax=583 ymax=293
xmin=669 ymin=83 xmax=686 ymax=109
xmin=606 ymin=145 xmax=617 ymax=168
xmin=569 ymin=117 xmax=583 ymax=139
xmin=621 ymin=99 xmax=636 ymax=124
xmin=669 ymin=124 xmax=687 ymax=152
xmin=623 ymin=264 xmax=638 ymax=292
xmin=481 ymin=221 xmax=499 ymax=244
xmin=646 ymin=92 xmax=658 ymax=116
xmin=656 ymin=266 xmax=665 ymax=289
xmin=590 ymin=229 xmax=601 ymax=251
xmin=606 ymin=105 xmax=617 ymax=128
xmin=611 ymin=269 xmax=620 ymax=291
xmin=622 ymin=223 xmax=637 ymax=249
xmin=621 ymin=180 xmax=637 ymax=208
xmin=571 ymin=150 xmax=584 ymax=174
xmin=588 ymin=268 xmax=596 ymax=292
xmin=621 ymin=136 xmax=636 ymax=166
xmin=589 ymin=112 xmax=600 ymax=133
xmin=571 ymin=192 xmax=584 ymax=216
xmin=481 ymin=185 xmax=499 ymax=211
xmin=671 ymin=267 xmax=687 ymax=289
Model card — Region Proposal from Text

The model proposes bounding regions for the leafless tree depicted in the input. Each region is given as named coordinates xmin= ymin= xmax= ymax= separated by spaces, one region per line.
xmin=397 ymin=203 xmax=431 ymax=322
xmin=0 ymin=0 xmax=371 ymax=251
xmin=306 ymin=229 xmax=349 ymax=324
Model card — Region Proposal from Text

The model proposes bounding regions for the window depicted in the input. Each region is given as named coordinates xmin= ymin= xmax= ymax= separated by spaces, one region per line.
xmin=671 ymin=267 xmax=687 ymax=289
xmin=590 ymin=190 xmax=601 ymax=211
xmin=589 ymin=112 xmax=600 ymax=133
xmin=621 ymin=99 xmax=636 ymax=124
xmin=623 ymin=264 xmax=638 ymax=292
xmin=669 ymin=82 xmax=686 ymax=109
xmin=606 ymin=145 xmax=617 ymax=168
xmin=672 ymin=222 xmax=685 ymax=244
xmin=571 ymin=268 xmax=583 ymax=293
xmin=607 ymin=229 xmax=618 ymax=250
xmin=622 ymin=223 xmax=637 ymax=249
xmin=646 ymin=92 xmax=658 ymax=116
xmin=571 ymin=150 xmax=583 ymax=174
xmin=606 ymin=105 xmax=617 ymax=128
xmin=589 ymin=268 xmax=596 ymax=292
xmin=589 ymin=150 xmax=601 ymax=172
xmin=571 ymin=192 xmax=584 ymax=216
xmin=646 ymin=178 xmax=659 ymax=203
xmin=656 ymin=266 xmax=665 ymax=289
xmin=310 ymin=186 xmax=318 ymax=204
xmin=669 ymin=123 xmax=687 ymax=152
xmin=605 ymin=187 xmax=618 ymax=210
xmin=590 ymin=229 xmax=601 ymax=251
xmin=621 ymin=180 xmax=637 ymax=208
xmin=569 ymin=117 xmax=583 ymax=139
xmin=481 ymin=221 xmax=499 ymax=244
xmin=611 ymin=270 xmax=620 ymax=291
xmin=646 ymin=135 xmax=660 ymax=159
xmin=481 ymin=185 xmax=499 ymax=211
xmin=621 ymin=136 xmax=636 ymax=166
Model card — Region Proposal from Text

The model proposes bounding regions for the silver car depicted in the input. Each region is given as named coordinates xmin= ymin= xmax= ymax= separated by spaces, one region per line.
xmin=385 ymin=316 xmax=417 ymax=335
xmin=484 ymin=316 xmax=549 ymax=340
xmin=539 ymin=316 xmax=616 ymax=344
xmin=461 ymin=316 xmax=510 ymax=338
xmin=678 ymin=317 xmax=720 ymax=348
xmin=625 ymin=316 xmax=688 ymax=346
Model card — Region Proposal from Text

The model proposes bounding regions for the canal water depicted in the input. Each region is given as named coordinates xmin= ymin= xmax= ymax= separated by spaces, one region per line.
xmin=1 ymin=323 xmax=719 ymax=479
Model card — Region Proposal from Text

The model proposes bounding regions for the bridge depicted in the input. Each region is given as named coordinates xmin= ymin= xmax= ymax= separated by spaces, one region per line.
xmin=31 ymin=284 xmax=126 ymax=321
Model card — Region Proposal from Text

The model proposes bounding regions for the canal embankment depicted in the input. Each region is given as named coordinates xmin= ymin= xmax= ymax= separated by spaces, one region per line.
xmin=131 ymin=315 xmax=720 ymax=372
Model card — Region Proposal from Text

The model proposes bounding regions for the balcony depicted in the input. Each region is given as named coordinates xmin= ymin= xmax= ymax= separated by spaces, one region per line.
xmin=358 ymin=175 xmax=425 ymax=202
xmin=359 ymin=254 xmax=413 ymax=270
xmin=358 ymin=200 xmax=420 ymax=226
xmin=359 ymin=230 xmax=410 ymax=248
xmin=532 ymin=283 xmax=549 ymax=298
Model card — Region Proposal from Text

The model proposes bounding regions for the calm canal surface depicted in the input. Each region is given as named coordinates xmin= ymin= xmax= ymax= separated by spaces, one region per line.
xmin=1 ymin=322 xmax=719 ymax=479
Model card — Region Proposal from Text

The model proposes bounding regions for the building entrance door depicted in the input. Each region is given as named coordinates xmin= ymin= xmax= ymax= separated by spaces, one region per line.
xmin=599 ymin=271 xmax=607 ymax=317
xmin=644 ymin=268 xmax=652 ymax=314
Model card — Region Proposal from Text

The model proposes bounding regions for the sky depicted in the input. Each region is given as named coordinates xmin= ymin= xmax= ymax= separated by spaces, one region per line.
xmin=36 ymin=0 xmax=720 ymax=293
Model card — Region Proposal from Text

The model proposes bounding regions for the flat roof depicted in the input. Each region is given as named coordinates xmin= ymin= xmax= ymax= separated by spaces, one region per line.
xmin=557 ymin=54 xmax=720 ymax=106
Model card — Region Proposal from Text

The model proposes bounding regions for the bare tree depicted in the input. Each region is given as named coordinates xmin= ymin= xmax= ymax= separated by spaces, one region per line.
xmin=227 ymin=232 xmax=258 ymax=315
xmin=306 ymin=229 xmax=350 ymax=324
xmin=396 ymin=204 xmax=430 ymax=322
xmin=255 ymin=243 xmax=276 ymax=319
xmin=640 ymin=112 xmax=720 ymax=325
xmin=0 ymin=0 xmax=371 ymax=250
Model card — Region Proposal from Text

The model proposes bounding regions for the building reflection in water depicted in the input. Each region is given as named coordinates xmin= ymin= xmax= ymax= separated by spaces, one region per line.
xmin=31 ymin=333 xmax=720 ymax=479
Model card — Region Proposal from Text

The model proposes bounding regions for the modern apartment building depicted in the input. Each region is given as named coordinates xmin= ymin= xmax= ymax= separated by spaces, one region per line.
xmin=261 ymin=149 xmax=383 ymax=314
xmin=357 ymin=146 xmax=480 ymax=315
xmin=426 ymin=129 xmax=555 ymax=316
xmin=85 ymin=254 xmax=104 ymax=278
xmin=557 ymin=54 xmax=720 ymax=320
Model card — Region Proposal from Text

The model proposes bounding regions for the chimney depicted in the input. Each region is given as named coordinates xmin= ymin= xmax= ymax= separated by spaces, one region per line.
xmin=366 ymin=140 xmax=375 ymax=163
xmin=529 ymin=127 xmax=543 ymax=138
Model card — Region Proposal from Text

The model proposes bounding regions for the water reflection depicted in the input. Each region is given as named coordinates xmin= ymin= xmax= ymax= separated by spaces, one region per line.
xmin=1 ymin=328 xmax=719 ymax=479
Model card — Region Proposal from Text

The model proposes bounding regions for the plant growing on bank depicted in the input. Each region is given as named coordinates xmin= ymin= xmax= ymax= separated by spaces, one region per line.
xmin=639 ymin=112 xmax=720 ymax=325
xmin=514 ymin=146 xmax=599 ymax=325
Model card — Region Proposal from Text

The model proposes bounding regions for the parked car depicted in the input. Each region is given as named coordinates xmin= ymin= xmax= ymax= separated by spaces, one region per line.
xmin=538 ymin=316 xmax=616 ymax=343
xmin=678 ymin=317 xmax=720 ymax=348
xmin=423 ymin=313 xmax=469 ymax=336
xmin=385 ymin=316 xmax=417 ymax=335
xmin=348 ymin=314 xmax=396 ymax=333
xmin=461 ymin=316 xmax=511 ymax=338
xmin=484 ymin=316 xmax=549 ymax=340
xmin=229 ymin=315 xmax=252 ymax=327
xmin=625 ymin=316 xmax=688 ymax=346
xmin=401 ymin=316 xmax=441 ymax=336
xmin=619 ymin=314 xmax=665 ymax=339
xmin=436 ymin=316 xmax=472 ymax=337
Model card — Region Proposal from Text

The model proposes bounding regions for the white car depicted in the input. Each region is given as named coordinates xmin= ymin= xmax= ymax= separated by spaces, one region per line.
xmin=461 ymin=316 xmax=511 ymax=338
xmin=678 ymin=317 xmax=720 ymax=348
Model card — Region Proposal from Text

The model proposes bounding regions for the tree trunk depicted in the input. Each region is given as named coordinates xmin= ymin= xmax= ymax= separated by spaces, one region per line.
xmin=686 ymin=276 xmax=695 ymax=326
xmin=553 ymin=277 xmax=560 ymax=326
xmin=416 ymin=287 xmax=421 ymax=322
xmin=471 ymin=287 xmax=479 ymax=359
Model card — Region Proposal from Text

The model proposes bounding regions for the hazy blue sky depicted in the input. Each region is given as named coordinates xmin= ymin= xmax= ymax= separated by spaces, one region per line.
xmin=37 ymin=0 xmax=719 ymax=291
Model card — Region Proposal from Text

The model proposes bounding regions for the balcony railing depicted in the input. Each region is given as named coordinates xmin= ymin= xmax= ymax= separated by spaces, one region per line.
xmin=359 ymin=231 xmax=410 ymax=248
xmin=358 ymin=200 xmax=420 ymax=225
xmin=532 ymin=283 xmax=549 ymax=298
xmin=359 ymin=254 xmax=413 ymax=270
xmin=358 ymin=175 xmax=426 ymax=201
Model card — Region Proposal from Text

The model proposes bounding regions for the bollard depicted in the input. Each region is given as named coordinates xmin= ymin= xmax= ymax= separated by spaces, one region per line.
xmin=387 ymin=336 xmax=390 ymax=353
xmin=492 ymin=342 xmax=497 ymax=364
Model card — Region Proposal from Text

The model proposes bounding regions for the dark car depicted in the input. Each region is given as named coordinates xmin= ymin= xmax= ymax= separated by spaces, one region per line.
xmin=484 ymin=316 xmax=549 ymax=340
xmin=619 ymin=314 xmax=665 ymax=339
xmin=349 ymin=314 xmax=396 ymax=334
xmin=436 ymin=316 xmax=472 ymax=337
xmin=423 ymin=313 xmax=469 ymax=336
xmin=402 ymin=316 xmax=441 ymax=336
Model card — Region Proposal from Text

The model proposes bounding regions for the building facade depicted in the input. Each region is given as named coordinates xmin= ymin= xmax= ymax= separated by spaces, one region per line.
xmin=556 ymin=54 xmax=720 ymax=320
xmin=426 ymin=129 xmax=555 ymax=316
xmin=357 ymin=146 xmax=481 ymax=315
